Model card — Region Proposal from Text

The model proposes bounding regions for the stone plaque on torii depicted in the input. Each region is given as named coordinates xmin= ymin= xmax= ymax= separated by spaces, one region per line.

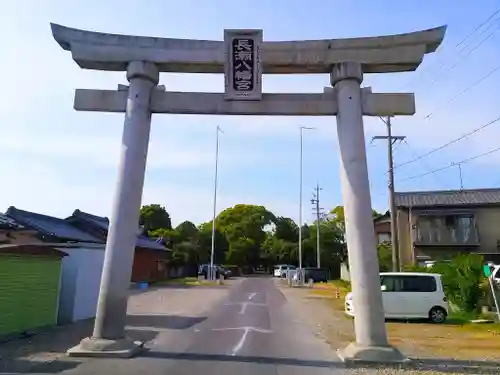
xmin=51 ymin=23 xmax=446 ymax=362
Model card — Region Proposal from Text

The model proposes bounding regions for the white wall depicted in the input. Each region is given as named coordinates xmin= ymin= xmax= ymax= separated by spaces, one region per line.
xmin=58 ymin=252 xmax=78 ymax=324
xmin=340 ymin=262 xmax=351 ymax=281
xmin=58 ymin=246 xmax=105 ymax=324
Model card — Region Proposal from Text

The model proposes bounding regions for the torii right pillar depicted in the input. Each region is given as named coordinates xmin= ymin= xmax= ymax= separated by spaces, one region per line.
xmin=332 ymin=61 xmax=406 ymax=363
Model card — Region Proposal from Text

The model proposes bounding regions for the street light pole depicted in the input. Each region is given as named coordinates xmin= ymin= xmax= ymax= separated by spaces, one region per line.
xmin=210 ymin=125 xmax=223 ymax=281
xmin=299 ymin=126 xmax=315 ymax=283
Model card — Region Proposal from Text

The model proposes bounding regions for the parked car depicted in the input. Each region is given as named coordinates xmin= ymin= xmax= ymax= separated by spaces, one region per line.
xmin=217 ymin=265 xmax=232 ymax=278
xmin=345 ymin=272 xmax=448 ymax=323
xmin=303 ymin=267 xmax=329 ymax=283
xmin=198 ymin=264 xmax=220 ymax=279
xmin=273 ymin=264 xmax=296 ymax=278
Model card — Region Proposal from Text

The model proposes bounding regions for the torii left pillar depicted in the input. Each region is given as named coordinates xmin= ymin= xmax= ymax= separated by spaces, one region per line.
xmin=68 ymin=61 xmax=159 ymax=358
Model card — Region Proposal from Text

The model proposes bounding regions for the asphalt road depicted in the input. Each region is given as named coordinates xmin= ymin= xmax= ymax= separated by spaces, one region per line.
xmin=31 ymin=277 xmax=346 ymax=375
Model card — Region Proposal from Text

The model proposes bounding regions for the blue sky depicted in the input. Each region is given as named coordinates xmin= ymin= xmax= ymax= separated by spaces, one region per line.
xmin=1 ymin=0 xmax=500 ymax=226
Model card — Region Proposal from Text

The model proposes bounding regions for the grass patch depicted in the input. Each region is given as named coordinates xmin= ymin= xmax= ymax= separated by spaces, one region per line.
xmin=307 ymin=279 xmax=500 ymax=360
xmin=310 ymin=280 xmax=350 ymax=309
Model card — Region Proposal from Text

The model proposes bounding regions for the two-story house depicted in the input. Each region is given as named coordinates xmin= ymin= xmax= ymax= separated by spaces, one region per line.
xmin=395 ymin=188 xmax=500 ymax=266
xmin=374 ymin=211 xmax=391 ymax=244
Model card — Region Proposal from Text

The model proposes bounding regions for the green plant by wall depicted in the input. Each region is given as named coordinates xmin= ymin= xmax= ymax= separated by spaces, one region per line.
xmin=431 ymin=254 xmax=484 ymax=313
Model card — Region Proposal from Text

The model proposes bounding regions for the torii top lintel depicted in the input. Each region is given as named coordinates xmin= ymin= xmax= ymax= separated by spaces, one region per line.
xmin=50 ymin=23 xmax=446 ymax=74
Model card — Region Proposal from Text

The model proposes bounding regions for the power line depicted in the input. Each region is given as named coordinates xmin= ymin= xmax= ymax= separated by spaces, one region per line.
xmin=423 ymin=62 xmax=500 ymax=120
xmin=398 ymin=145 xmax=500 ymax=183
xmin=395 ymin=114 xmax=500 ymax=169
xmin=398 ymin=8 xmax=500 ymax=91
xmin=424 ymin=19 xmax=500 ymax=90
xmin=401 ymin=139 xmax=447 ymax=187
xmin=456 ymin=7 xmax=500 ymax=48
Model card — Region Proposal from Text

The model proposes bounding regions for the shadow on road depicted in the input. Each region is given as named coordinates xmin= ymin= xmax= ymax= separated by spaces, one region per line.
xmin=126 ymin=314 xmax=207 ymax=330
xmin=0 ymin=358 xmax=80 ymax=374
xmin=142 ymin=350 xmax=500 ymax=374
xmin=0 ymin=323 xmax=159 ymax=374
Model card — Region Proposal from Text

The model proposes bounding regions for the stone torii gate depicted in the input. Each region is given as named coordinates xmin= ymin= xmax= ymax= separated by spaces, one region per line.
xmin=51 ymin=23 xmax=446 ymax=362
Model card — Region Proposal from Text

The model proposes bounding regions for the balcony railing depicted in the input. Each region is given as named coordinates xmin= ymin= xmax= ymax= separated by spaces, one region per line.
xmin=415 ymin=227 xmax=480 ymax=246
xmin=414 ymin=213 xmax=480 ymax=246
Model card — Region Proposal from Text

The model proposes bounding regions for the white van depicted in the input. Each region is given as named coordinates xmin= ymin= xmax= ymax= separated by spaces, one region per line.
xmin=345 ymin=272 xmax=449 ymax=323
xmin=273 ymin=264 xmax=296 ymax=278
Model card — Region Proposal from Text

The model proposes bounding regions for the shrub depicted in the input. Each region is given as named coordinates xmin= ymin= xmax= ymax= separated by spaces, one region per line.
xmin=431 ymin=254 xmax=484 ymax=313
xmin=377 ymin=241 xmax=393 ymax=272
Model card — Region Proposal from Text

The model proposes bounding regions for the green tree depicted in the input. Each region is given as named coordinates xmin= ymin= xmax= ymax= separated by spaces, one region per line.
xmin=140 ymin=204 xmax=172 ymax=233
xmin=329 ymin=205 xmax=382 ymax=242
xmin=216 ymin=204 xmax=276 ymax=267
xmin=197 ymin=221 xmax=228 ymax=265
xmin=148 ymin=228 xmax=178 ymax=247
xmin=175 ymin=221 xmax=199 ymax=242
xmin=261 ymin=234 xmax=297 ymax=265
xmin=301 ymin=218 xmax=344 ymax=268
xmin=274 ymin=216 xmax=299 ymax=242
xmin=170 ymin=241 xmax=200 ymax=266
xmin=226 ymin=236 xmax=255 ymax=265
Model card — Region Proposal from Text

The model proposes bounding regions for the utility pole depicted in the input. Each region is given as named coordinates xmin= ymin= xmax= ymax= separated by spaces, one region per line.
xmin=311 ymin=183 xmax=323 ymax=268
xmin=299 ymin=126 xmax=315 ymax=284
xmin=372 ymin=117 xmax=405 ymax=272
xmin=209 ymin=125 xmax=224 ymax=281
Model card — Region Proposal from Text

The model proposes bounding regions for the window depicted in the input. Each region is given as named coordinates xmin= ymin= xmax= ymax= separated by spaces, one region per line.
xmin=377 ymin=233 xmax=390 ymax=243
xmin=381 ymin=275 xmax=437 ymax=292
xmin=417 ymin=214 xmax=477 ymax=244
xmin=380 ymin=276 xmax=397 ymax=292
xmin=398 ymin=276 xmax=437 ymax=292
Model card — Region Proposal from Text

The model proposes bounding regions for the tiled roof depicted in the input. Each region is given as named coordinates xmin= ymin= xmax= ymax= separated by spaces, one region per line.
xmin=69 ymin=209 xmax=167 ymax=251
xmin=6 ymin=207 xmax=103 ymax=243
xmin=0 ymin=213 xmax=25 ymax=230
xmin=395 ymin=188 xmax=500 ymax=208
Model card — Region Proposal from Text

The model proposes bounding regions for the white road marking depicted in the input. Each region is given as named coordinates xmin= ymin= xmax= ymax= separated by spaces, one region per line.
xmin=239 ymin=303 xmax=248 ymax=315
xmin=224 ymin=302 xmax=266 ymax=307
xmin=211 ymin=326 xmax=272 ymax=356
xmin=212 ymin=326 xmax=272 ymax=333
xmin=231 ymin=328 xmax=250 ymax=356
xmin=247 ymin=292 xmax=257 ymax=300
xmin=224 ymin=301 xmax=266 ymax=315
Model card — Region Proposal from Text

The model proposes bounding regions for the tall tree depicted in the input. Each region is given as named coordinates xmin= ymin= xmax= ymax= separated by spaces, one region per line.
xmin=329 ymin=205 xmax=382 ymax=242
xmin=197 ymin=221 xmax=228 ymax=265
xmin=175 ymin=220 xmax=199 ymax=242
xmin=139 ymin=204 xmax=172 ymax=233
xmin=273 ymin=216 xmax=299 ymax=242
xmin=216 ymin=204 xmax=276 ymax=267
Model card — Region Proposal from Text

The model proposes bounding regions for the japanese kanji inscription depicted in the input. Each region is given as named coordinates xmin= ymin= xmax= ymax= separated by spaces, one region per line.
xmin=224 ymin=29 xmax=262 ymax=100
